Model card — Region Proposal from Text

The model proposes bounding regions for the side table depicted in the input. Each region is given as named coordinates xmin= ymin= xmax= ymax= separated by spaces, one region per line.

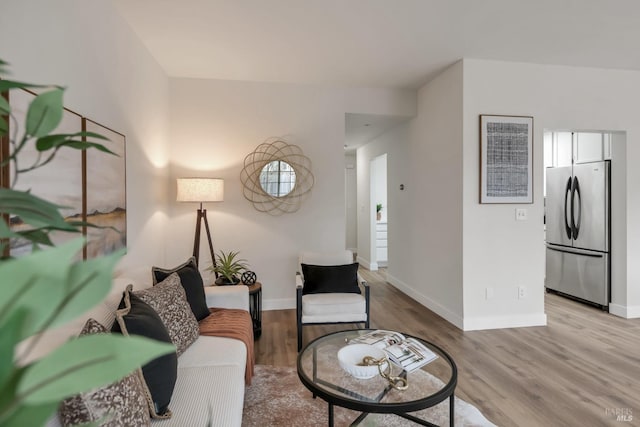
xmin=245 ymin=282 xmax=262 ymax=339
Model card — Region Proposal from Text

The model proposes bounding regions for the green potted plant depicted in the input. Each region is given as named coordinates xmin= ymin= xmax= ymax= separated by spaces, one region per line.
xmin=376 ymin=203 xmax=383 ymax=221
xmin=209 ymin=250 xmax=249 ymax=285
xmin=0 ymin=59 xmax=173 ymax=426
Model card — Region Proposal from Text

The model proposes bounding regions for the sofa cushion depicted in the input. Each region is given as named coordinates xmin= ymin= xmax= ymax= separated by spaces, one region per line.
xmin=112 ymin=286 xmax=178 ymax=419
xmin=152 ymin=257 xmax=210 ymax=321
xmin=58 ymin=319 xmax=150 ymax=427
xmin=134 ymin=273 xmax=199 ymax=356
xmin=301 ymin=263 xmax=360 ymax=295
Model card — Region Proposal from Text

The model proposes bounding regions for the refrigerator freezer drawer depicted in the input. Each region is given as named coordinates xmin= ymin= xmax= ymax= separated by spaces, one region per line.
xmin=545 ymin=245 xmax=609 ymax=306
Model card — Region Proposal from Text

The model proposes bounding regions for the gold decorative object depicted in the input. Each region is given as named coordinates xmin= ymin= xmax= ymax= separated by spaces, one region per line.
xmin=240 ymin=138 xmax=314 ymax=215
xmin=360 ymin=356 xmax=408 ymax=390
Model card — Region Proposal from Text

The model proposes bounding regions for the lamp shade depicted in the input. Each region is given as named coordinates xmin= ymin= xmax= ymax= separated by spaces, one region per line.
xmin=177 ymin=178 xmax=224 ymax=202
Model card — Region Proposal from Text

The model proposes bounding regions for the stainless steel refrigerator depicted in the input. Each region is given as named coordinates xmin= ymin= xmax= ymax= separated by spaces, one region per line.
xmin=545 ymin=160 xmax=610 ymax=308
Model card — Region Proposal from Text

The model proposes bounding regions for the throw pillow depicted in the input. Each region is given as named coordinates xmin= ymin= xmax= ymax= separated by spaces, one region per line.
xmin=152 ymin=257 xmax=210 ymax=321
xmin=301 ymin=263 xmax=361 ymax=295
xmin=134 ymin=272 xmax=199 ymax=356
xmin=58 ymin=318 xmax=150 ymax=427
xmin=112 ymin=286 xmax=178 ymax=419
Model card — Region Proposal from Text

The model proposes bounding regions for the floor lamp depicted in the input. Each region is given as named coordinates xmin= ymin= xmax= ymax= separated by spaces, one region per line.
xmin=177 ymin=178 xmax=224 ymax=274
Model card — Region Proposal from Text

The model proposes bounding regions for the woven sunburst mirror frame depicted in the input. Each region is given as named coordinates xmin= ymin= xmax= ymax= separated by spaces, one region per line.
xmin=240 ymin=138 xmax=314 ymax=215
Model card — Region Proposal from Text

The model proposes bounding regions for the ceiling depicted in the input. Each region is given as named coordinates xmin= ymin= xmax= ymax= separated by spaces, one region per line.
xmin=112 ymin=0 xmax=640 ymax=147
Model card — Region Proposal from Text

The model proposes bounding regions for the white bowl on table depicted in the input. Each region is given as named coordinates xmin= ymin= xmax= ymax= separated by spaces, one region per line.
xmin=337 ymin=344 xmax=388 ymax=379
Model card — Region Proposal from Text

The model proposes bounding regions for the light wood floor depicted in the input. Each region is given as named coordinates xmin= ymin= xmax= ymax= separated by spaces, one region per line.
xmin=255 ymin=268 xmax=640 ymax=427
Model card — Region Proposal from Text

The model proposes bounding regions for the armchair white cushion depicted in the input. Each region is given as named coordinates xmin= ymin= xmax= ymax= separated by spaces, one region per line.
xmin=296 ymin=250 xmax=370 ymax=351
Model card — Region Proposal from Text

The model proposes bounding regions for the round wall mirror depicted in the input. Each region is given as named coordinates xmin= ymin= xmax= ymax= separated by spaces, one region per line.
xmin=241 ymin=138 xmax=314 ymax=215
xmin=260 ymin=160 xmax=296 ymax=197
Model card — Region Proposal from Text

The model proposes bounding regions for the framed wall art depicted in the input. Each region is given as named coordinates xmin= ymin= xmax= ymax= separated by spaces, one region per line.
xmin=480 ymin=114 xmax=533 ymax=204
xmin=0 ymin=88 xmax=127 ymax=259
xmin=83 ymin=119 xmax=127 ymax=259
xmin=6 ymin=89 xmax=84 ymax=257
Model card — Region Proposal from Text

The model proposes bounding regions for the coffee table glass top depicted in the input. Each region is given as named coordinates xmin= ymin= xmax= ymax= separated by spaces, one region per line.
xmin=297 ymin=329 xmax=457 ymax=414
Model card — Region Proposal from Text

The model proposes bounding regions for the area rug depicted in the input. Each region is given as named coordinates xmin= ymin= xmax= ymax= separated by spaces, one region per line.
xmin=243 ymin=365 xmax=497 ymax=427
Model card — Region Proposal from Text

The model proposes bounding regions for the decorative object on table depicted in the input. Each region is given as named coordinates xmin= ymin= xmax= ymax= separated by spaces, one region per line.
xmin=208 ymin=250 xmax=249 ymax=285
xmin=176 ymin=177 xmax=224 ymax=269
xmin=241 ymin=270 xmax=257 ymax=285
xmin=480 ymin=114 xmax=533 ymax=204
xmin=376 ymin=203 xmax=383 ymax=221
xmin=350 ymin=329 xmax=438 ymax=372
xmin=337 ymin=343 xmax=388 ymax=380
xmin=240 ymin=137 xmax=314 ymax=215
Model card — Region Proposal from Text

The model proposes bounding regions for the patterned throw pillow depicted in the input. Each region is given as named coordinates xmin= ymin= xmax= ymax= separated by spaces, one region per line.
xmin=112 ymin=286 xmax=177 ymax=419
xmin=134 ymin=272 xmax=200 ymax=356
xmin=152 ymin=257 xmax=210 ymax=321
xmin=58 ymin=319 xmax=150 ymax=427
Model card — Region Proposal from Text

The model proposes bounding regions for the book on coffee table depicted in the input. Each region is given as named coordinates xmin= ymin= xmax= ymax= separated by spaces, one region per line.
xmin=350 ymin=330 xmax=438 ymax=372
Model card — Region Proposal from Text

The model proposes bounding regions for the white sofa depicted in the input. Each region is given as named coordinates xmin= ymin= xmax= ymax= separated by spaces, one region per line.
xmin=31 ymin=269 xmax=250 ymax=427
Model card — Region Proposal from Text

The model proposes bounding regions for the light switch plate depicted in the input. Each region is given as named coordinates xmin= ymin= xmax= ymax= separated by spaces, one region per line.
xmin=515 ymin=208 xmax=527 ymax=221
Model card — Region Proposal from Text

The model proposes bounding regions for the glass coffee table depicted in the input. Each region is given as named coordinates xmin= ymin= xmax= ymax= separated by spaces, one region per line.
xmin=297 ymin=329 xmax=457 ymax=427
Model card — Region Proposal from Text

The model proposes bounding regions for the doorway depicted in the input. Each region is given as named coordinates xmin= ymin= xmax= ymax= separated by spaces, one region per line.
xmin=371 ymin=154 xmax=388 ymax=268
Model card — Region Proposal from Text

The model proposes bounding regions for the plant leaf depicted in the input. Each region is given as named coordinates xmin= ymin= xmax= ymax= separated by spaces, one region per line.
xmin=50 ymin=249 xmax=124 ymax=330
xmin=0 ymin=238 xmax=83 ymax=339
xmin=0 ymin=188 xmax=76 ymax=231
xmin=0 ymin=95 xmax=10 ymax=115
xmin=35 ymin=132 xmax=114 ymax=156
xmin=18 ymin=334 xmax=175 ymax=404
xmin=15 ymin=228 xmax=54 ymax=246
xmin=25 ymin=88 xmax=64 ymax=137
xmin=0 ymin=401 xmax=58 ymax=427
xmin=0 ymin=80 xmax=47 ymax=92
xmin=0 ymin=309 xmax=29 ymax=390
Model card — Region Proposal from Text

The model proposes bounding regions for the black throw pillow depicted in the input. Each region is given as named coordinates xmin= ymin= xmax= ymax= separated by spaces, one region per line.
xmin=152 ymin=257 xmax=210 ymax=321
xmin=112 ymin=287 xmax=178 ymax=418
xmin=301 ymin=263 xmax=361 ymax=295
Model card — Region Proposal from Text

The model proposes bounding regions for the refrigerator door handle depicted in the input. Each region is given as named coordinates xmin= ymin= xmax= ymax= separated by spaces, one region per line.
xmin=563 ymin=177 xmax=572 ymax=239
xmin=572 ymin=177 xmax=582 ymax=240
xmin=546 ymin=244 xmax=604 ymax=258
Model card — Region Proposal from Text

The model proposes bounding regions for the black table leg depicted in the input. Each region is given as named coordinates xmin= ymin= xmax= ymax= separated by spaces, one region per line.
xmin=449 ymin=394 xmax=455 ymax=427
xmin=328 ymin=403 xmax=334 ymax=427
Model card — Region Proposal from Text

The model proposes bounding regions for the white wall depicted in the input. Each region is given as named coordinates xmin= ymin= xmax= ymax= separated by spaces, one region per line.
xmin=1 ymin=0 xmax=171 ymax=272
xmin=344 ymin=153 xmax=357 ymax=252
xmin=462 ymin=59 xmax=639 ymax=324
xmin=168 ymin=78 xmax=415 ymax=309
xmin=356 ymin=125 xmax=410 ymax=273
xmin=399 ymin=61 xmax=465 ymax=327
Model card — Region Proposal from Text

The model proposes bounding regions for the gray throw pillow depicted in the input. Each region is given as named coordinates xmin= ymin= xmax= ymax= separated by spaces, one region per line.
xmin=135 ymin=272 xmax=200 ymax=356
xmin=58 ymin=318 xmax=150 ymax=427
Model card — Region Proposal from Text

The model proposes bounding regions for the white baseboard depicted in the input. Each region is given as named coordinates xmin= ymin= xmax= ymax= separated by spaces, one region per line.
xmin=386 ymin=273 xmax=547 ymax=330
xmin=462 ymin=313 xmax=547 ymax=331
xmin=386 ymin=273 xmax=464 ymax=329
xmin=609 ymin=303 xmax=640 ymax=319
xmin=357 ymin=255 xmax=378 ymax=271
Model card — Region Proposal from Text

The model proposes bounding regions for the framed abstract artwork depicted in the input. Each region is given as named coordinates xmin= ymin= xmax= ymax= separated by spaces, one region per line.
xmin=6 ymin=89 xmax=83 ymax=257
xmin=83 ymin=119 xmax=127 ymax=258
xmin=480 ymin=115 xmax=533 ymax=204
xmin=1 ymin=88 xmax=127 ymax=259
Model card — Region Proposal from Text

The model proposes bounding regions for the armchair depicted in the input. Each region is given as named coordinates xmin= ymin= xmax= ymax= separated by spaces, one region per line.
xmin=296 ymin=250 xmax=370 ymax=351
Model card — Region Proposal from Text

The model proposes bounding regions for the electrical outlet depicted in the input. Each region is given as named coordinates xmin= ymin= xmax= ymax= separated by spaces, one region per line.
xmin=515 ymin=208 xmax=527 ymax=221
xmin=518 ymin=286 xmax=526 ymax=299
xmin=486 ymin=287 xmax=494 ymax=300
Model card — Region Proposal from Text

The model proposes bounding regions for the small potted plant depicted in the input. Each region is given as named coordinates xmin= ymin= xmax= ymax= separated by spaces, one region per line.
xmin=376 ymin=203 xmax=383 ymax=221
xmin=208 ymin=250 xmax=250 ymax=285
